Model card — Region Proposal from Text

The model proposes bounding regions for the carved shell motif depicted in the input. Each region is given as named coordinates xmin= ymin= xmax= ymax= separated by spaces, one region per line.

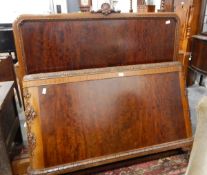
xmin=91 ymin=3 xmax=121 ymax=15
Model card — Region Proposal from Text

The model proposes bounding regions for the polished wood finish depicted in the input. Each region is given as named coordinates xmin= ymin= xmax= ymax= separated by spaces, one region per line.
xmin=0 ymin=56 xmax=22 ymax=107
xmin=190 ymin=35 xmax=207 ymax=73
xmin=187 ymin=35 xmax=207 ymax=85
xmin=190 ymin=0 xmax=202 ymax=41
xmin=0 ymin=81 xmax=21 ymax=175
xmin=13 ymin=13 xmax=180 ymax=84
xmin=23 ymin=62 xmax=192 ymax=175
xmin=162 ymin=0 xmax=202 ymax=75
xmin=174 ymin=0 xmax=192 ymax=51
xmin=162 ymin=0 xmax=202 ymax=52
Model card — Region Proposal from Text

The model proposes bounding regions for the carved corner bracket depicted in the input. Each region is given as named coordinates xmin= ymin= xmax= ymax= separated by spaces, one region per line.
xmin=23 ymin=88 xmax=37 ymax=155
xmin=91 ymin=3 xmax=121 ymax=15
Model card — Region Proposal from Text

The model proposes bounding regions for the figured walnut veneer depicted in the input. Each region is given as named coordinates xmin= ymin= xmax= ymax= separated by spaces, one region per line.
xmin=13 ymin=13 xmax=180 ymax=83
xmin=23 ymin=62 xmax=192 ymax=175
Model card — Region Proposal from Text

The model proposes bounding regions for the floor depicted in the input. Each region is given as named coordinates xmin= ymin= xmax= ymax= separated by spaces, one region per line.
xmin=98 ymin=153 xmax=189 ymax=175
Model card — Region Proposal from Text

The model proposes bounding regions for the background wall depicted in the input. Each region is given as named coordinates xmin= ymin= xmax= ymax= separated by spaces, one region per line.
xmin=0 ymin=0 xmax=161 ymax=23
xmin=0 ymin=0 xmax=50 ymax=23
xmin=67 ymin=0 xmax=80 ymax=12
xmin=0 ymin=0 xmax=67 ymax=23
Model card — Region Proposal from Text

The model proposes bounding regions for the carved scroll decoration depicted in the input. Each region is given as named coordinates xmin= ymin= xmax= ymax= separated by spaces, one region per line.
xmin=91 ymin=3 xmax=121 ymax=15
xmin=23 ymin=88 xmax=36 ymax=155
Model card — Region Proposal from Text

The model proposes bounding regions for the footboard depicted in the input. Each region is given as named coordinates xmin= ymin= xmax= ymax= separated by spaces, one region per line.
xmin=23 ymin=62 xmax=192 ymax=175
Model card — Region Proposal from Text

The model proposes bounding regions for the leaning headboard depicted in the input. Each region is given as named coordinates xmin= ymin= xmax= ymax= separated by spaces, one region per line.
xmin=13 ymin=12 xmax=180 ymax=81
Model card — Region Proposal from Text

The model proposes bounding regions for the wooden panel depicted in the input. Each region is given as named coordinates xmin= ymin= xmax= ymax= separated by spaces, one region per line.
xmin=191 ymin=35 xmax=207 ymax=73
xmin=14 ymin=13 xmax=180 ymax=81
xmin=40 ymin=71 xmax=185 ymax=166
xmin=0 ymin=57 xmax=14 ymax=81
xmin=0 ymin=82 xmax=17 ymax=175
xmin=23 ymin=62 xmax=192 ymax=174
xmin=0 ymin=56 xmax=22 ymax=107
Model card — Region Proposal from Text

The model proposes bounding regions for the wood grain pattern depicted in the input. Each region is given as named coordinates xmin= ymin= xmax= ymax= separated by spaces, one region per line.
xmin=23 ymin=62 xmax=192 ymax=174
xmin=190 ymin=35 xmax=207 ymax=73
xmin=0 ymin=56 xmax=22 ymax=107
xmin=39 ymin=71 xmax=187 ymax=166
xmin=13 ymin=13 xmax=180 ymax=84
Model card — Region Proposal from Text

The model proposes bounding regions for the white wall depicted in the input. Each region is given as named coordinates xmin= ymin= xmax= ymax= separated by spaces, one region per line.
xmin=0 ymin=0 xmax=50 ymax=23
xmin=0 ymin=0 xmax=161 ymax=23
xmin=53 ymin=0 xmax=67 ymax=13
xmin=0 ymin=0 xmax=67 ymax=24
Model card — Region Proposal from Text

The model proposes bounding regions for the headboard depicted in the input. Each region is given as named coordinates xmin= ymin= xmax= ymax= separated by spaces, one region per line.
xmin=13 ymin=13 xmax=180 ymax=80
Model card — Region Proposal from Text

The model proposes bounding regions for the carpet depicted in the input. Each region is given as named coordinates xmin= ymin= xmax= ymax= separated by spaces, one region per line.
xmin=97 ymin=154 xmax=189 ymax=175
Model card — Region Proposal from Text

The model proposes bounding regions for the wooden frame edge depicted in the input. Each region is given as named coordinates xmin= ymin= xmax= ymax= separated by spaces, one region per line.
xmin=13 ymin=18 xmax=27 ymax=98
xmin=14 ymin=12 xmax=180 ymax=21
xmin=179 ymin=68 xmax=193 ymax=138
xmin=23 ymin=62 xmax=182 ymax=88
xmin=27 ymin=138 xmax=193 ymax=175
xmin=23 ymin=87 xmax=45 ymax=169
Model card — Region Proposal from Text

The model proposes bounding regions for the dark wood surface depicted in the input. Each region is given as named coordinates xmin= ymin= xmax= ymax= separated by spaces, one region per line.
xmin=0 ymin=56 xmax=22 ymax=107
xmin=0 ymin=81 xmax=20 ymax=175
xmin=40 ymin=71 xmax=186 ymax=167
xmin=186 ymin=66 xmax=198 ymax=86
xmin=190 ymin=35 xmax=207 ymax=74
xmin=14 ymin=13 xmax=180 ymax=82
xmin=23 ymin=62 xmax=192 ymax=174
xmin=161 ymin=0 xmax=202 ymax=53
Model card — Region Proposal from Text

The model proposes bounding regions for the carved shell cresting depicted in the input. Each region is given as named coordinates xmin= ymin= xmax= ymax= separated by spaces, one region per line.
xmin=91 ymin=3 xmax=121 ymax=15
